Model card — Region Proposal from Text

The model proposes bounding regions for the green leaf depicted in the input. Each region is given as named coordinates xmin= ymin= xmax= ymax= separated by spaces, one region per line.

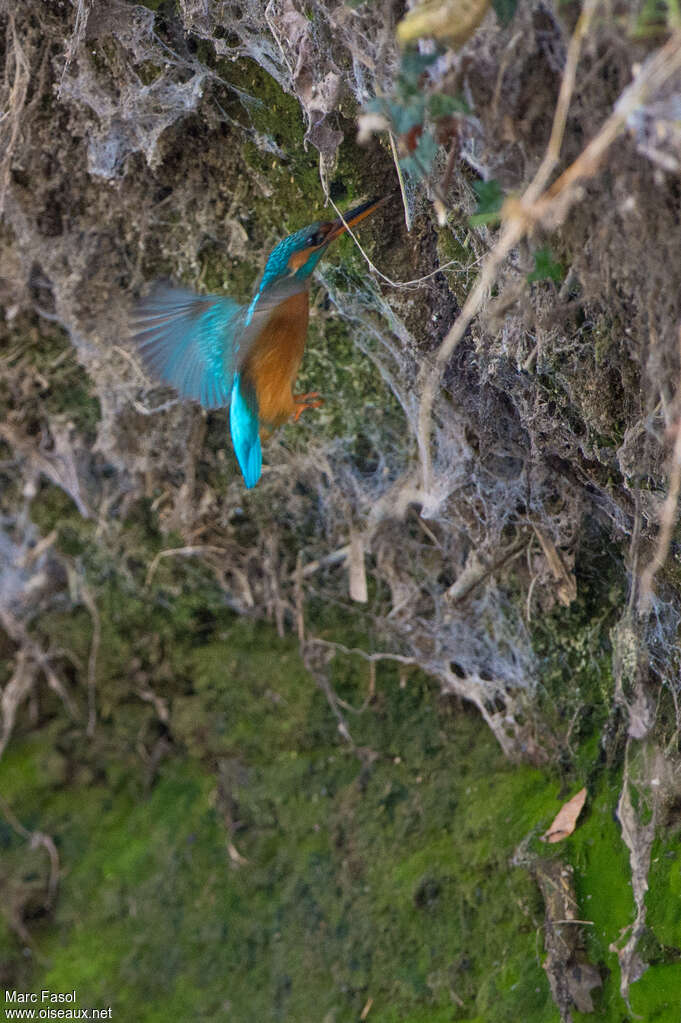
xmin=400 ymin=129 xmax=439 ymax=180
xmin=634 ymin=0 xmax=672 ymax=34
xmin=391 ymin=99 xmax=427 ymax=135
xmin=527 ymin=247 xmax=564 ymax=284
xmin=469 ymin=178 xmax=504 ymax=227
xmin=493 ymin=0 xmax=518 ymax=25
xmin=364 ymin=97 xmax=385 ymax=115
xmin=414 ymin=129 xmax=439 ymax=169
xmin=428 ymin=93 xmax=470 ymax=118
xmin=399 ymin=49 xmax=440 ymax=83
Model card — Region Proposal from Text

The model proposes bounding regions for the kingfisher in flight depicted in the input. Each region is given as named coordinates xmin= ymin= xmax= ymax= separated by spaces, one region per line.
xmin=130 ymin=197 xmax=385 ymax=488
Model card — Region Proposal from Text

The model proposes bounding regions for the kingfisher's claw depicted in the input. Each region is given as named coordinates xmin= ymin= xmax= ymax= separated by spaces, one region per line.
xmin=293 ymin=392 xmax=324 ymax=422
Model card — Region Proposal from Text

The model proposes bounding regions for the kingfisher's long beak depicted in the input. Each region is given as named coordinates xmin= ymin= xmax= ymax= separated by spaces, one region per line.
xmin=325 ymin=196 xmax=387 ymax=244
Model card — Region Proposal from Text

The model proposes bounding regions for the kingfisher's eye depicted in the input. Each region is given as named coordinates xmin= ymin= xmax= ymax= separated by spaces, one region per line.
xmin=306 ymin=231 xmax=323 ymax=247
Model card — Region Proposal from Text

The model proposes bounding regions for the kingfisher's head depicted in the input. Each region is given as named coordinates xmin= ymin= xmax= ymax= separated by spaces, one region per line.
xmin=261 ymin=197 xmax=386 ymax=287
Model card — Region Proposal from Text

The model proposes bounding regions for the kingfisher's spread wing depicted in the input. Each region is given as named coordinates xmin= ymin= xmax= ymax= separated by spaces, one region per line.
xmin=130 ymin=277 xmax=310 ymax=490
xmin=130 ymin=283 xmax=246 ymax=410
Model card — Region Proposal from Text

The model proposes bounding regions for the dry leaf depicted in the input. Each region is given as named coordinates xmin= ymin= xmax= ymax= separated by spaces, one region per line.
xmin=397 ymin=0 xmax=491 ymax=47
xmin=541 ymin=787 xmax=587 ymax=843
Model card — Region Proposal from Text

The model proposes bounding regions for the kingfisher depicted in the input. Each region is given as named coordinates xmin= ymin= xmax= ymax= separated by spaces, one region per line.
xmin=130 ymin=197 xmax=385 ymax=489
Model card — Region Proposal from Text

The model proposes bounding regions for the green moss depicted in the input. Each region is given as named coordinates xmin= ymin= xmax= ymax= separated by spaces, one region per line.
xmin=531 ymin=527 xmax=626 ymax=762
xmin=198 ymin=240 xmax=258 ymax=302
xmin=570 ymin=781 xmax=634 ymax=943
xmin=628 ymin=964 xmax=681 ymax=1021
xmin=0 ymin=639 xmax=563 ymax=1022
xmin=645 ymin=836 xmax=681 ymax=950
xmin=0 ymin=539 xmax=672 ymax=1023
xmin=202 ymin=55 xmax=328 ymax=237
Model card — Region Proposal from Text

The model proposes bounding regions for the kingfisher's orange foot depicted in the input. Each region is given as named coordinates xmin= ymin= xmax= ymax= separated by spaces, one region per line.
xmin=293 ymin=392 xmax=324 ymax=422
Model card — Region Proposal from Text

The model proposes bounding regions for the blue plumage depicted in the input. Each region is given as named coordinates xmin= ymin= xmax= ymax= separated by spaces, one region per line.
xmin=229 ymin=373 xmax=262 ymax=489
xmin=131 ymin=283 xmax=240 ymax=410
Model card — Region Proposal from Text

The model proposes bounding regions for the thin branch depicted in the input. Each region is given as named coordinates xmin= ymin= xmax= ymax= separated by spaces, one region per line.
xmin=288 ymin=544 xmax=350 ymax=579
xmin=58 ymin=0 xmax=91 ymax=96
xmin=306 ymin=636 xmax=419 ymax=667
xmin=446 ymin=538 xmax=528 ymax=604
xmin=145 ymin=544 xmax=230 ymax=587
xmin=0 ymin=610 xmax=78 ymax=743
xmin=389 ymin=130 xmax=412 ymax=232
xmin=0 ymin=648 xmax=34 ymax=761
xmin=302 ymin=645 xmax=356 ymax=748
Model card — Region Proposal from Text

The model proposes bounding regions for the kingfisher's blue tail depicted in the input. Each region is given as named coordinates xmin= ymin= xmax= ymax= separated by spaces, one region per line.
xmin=230 ymin=373 xmax=262 ymax=488
xmin=130 ymin=283 xmax=242 ymax=410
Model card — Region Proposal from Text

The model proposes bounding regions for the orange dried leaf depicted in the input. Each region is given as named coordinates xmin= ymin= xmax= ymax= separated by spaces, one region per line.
xmin=541 ymin=787 xmax=587 ymax=843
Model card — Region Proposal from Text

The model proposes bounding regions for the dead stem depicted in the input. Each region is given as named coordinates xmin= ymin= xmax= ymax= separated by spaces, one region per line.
xmin=0 ymin=11 xmax=30 ymax=215
xmin=389 ymin=130 xmax=412 ymax=232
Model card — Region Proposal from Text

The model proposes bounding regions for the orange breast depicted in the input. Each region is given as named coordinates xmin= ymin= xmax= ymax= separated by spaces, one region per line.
xmin=243 ymin=291 xmax=310 ymax=426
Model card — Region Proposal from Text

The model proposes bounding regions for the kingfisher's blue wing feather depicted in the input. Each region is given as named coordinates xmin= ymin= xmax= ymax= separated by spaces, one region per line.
xmin=130 ymin=283 xmax=244 ymax=410
xmin=229 ymin=373 xmax=261 ymax=489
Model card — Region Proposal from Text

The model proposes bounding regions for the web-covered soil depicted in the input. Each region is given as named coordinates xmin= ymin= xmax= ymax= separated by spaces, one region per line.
xmin=3 ymin=0 xmax=681 ymax=1019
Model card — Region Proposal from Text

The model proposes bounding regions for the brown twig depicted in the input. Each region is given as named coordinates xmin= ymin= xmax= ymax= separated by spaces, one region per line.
xmin=445 ymin=538 xmax=527 ymax=603
xmin=524 ymin=0 xmax=600 ymax=203
xmin=306 ymin=636 xmax=419 ymax=668
xmin=302 ymin=642 xmax=356 ymax=747
xmin=294 ymin=551 xmax=306 ymax=645
xmin=264 ymin=534 xmax=286 ymax=637
xmin=0 ymin=648 xmax=35 ymax=761
xmin=289 ymin=544 xmax=350 ymax=579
